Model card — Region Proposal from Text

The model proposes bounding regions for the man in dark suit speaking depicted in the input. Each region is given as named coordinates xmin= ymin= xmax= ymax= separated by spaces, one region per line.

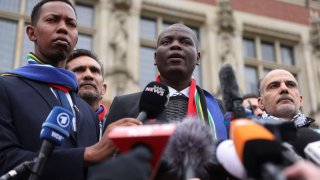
xmin=106 ymin=23 xmax=227 ymax=141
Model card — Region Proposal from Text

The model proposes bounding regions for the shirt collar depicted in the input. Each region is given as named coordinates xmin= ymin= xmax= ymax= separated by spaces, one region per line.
xmin=168 ymin=86 xmax=190 ymax=98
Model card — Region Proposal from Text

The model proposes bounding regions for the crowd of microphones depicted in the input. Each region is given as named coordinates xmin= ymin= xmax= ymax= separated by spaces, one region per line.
xmin=2 ymin=64 xmax=320 ymax=180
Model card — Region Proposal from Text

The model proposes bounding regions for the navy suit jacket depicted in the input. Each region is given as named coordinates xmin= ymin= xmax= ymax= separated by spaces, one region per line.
xmin=0 ymin=76 xmax=99 ymax=179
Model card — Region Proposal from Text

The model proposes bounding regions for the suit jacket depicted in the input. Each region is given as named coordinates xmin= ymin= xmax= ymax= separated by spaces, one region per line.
xmin=106 ymin=91 xmax=226 ymax=126
xmin=0 ymin=76 xmax=99 ymax=179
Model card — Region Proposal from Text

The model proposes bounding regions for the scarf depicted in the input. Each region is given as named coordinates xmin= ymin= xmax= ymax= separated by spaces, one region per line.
xmin=262 ymin=110 xmax=314 ymax=128
xmin=156 ymin=76 xmax=227 ymax=140
xmin=96 ymin=104 xmax=108 ymax=121
xmin=1 ymin=53 xmax=78 ymax=92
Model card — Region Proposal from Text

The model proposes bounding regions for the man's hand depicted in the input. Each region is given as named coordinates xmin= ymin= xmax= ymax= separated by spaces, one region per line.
xmin=283 ymin=160 xmax=320 ymax=180
xmin=84 ymin=118 xmax=142 ymax=166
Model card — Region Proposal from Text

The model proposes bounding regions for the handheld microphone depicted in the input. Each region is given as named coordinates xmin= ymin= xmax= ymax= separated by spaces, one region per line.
xmin=107 ymin=123 xmax=175 ymax=178
xmin=0 ymin=161 xmax=35 ymax=180
xmin=219 ymin=64 xmax=246 ymax=118
xmin=162 ymin=118 xmax=219 ymax=180
xmin=137 ymin=81 xmax=169 ymax=122
xmin=292 ymin=128 xmax=320 ymax=165
xmin=216 ymin=140 xmax=247 ymax=179
xmin=230 ymin=119 xmax=298 ymax=180
xmin=28 ymin=106 xmax=73 ymax=180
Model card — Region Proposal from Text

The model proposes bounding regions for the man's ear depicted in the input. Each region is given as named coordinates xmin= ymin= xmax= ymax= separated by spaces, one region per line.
xmin=26 ymin=25 xmax=36 ymax=42
xmin=154 ymin=52 xmax=157 ymax=65
xmin=196 ymin=51 xmax=200 ymax=65
xmin=258 ymin=97 xmax=265 ymax=110
xmin=102 ymin=83 xmax=107 ymax=95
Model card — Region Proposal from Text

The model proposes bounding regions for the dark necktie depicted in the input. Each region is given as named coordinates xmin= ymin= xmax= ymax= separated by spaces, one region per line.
xmin=165 ymin=93 xmax=188 ymax=123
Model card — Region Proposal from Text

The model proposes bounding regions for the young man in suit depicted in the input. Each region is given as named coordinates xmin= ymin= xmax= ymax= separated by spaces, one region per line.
xmin=0 ymin=1 xmax=140 ymax=179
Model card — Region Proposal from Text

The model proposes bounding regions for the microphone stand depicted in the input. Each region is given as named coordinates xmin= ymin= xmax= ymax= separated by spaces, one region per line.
xmin=0 ymin=161 xmax=35 ymax=180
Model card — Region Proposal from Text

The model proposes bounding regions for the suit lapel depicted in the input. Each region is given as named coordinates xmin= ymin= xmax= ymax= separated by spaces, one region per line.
xmin=21 ymin=78 xmax=59 ymax=108
xmin=22 ymin=78 xmax=78 ymax=145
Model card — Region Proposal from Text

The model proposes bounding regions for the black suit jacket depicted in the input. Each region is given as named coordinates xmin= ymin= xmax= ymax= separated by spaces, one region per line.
xmin=0 ymin=76 xmax=99 ymax=179
xmin=106 ymin=91 xmax=225 ymax=126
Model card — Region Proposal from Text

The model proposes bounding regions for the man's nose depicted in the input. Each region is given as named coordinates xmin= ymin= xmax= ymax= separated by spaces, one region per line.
xmin=170 ymin=40 xmax=182 ymax=50
xmin=83 ymin=69 xmax=94 ymax=80
xmin=279 ymin=82 xmax=289 ymax=93
xmin=57 ymin=21 xmax=68 ymax=34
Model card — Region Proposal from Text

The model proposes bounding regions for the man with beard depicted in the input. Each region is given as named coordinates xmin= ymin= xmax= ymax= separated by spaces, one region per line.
xmin=258 ymin=69 xmax=315 ymax=128
xmin=66 ymin=49 xmax=108 ymax=140
xmin=0 ymin=1 xmax=141 ymax=179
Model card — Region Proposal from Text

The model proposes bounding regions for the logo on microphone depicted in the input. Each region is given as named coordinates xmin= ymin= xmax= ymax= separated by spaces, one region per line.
xmin=57 ymin=113 xmax=70 ymax=128
xmin=145 ymin=85 xmax=166 ymax=96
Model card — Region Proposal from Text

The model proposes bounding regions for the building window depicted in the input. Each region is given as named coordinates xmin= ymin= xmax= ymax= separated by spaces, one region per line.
xmin=0 ymin=0 xmax=20 ymax=13
xmin=139 ymin=16 xmax=202 ymax=89
xmin=0 ymin=19 xmax=17 ymax=73
xmin=75 ymin=3 xmax=95 ymax=50
xmin=243 ymin=35 xmax=298 ymax=94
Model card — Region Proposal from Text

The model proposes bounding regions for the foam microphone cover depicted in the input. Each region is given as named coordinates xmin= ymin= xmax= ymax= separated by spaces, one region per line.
xmin=219 ymin=64 xmax=246 ymax=118
xmin=162 ymin=117 xmax=218 ymax=180
xmin=292 ymin=128 xmax=320 ymax=158
xmin=139 ymin=81 xmax=169 ymax=119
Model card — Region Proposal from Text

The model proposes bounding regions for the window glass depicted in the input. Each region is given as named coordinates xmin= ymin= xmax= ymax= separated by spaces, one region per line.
xmin=245 ymin=66 xmax=259 ymax=94
xmin=76 ymin=4 xmax=94 ymax=27
xmin=243 ymin=38 xmax=256 ymax=59
xmin=0 ymin=19 xmax=17 ymax=72
xmin=139 ymin=46 xmax=157 ymax=88
xmin=281 ymin=45 xmax=295 ymax=65
xmin=26 ymin=0 xmax=38 ymax=15
xmin=77 ymin=34 xmax=93 ymax=50
xmin=0 ymin=0 xmax=20 ymax=13
xmin=21 ymin=25 xmax=34 ymax=66
xmin=140 ymin=17 xmax=156 ymax=39
xmin=261 ymin=41 xmax=275 ymax=62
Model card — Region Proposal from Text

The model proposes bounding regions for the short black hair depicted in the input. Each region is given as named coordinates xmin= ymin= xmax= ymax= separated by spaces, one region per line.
xmin=31 ymin=0 xmax=76 ymax=25
xmin=243 ymin=93 xmax=259 ymax=100
xmin=66 ymin=49 xmax=104 ymax=75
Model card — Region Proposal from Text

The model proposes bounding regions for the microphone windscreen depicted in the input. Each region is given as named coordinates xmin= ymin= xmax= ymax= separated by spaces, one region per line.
xmin=216 ymin=140 xmax=247 ymax=179
xmin=107 ymin=123 xmax=175 ymax=169
xmin=139 ymin=81 xmax=169 ymax=119
xmin=163 ymin=117 xmax=218 ymax=180
xmin=292 ymin=128 xmax=320 ymax=157
xmin=218 ymin=64 xmax=242 ymax=112
xmin=40 ymin=106 xmax=73 ymax=145
xmin=230 ymin=119 xmax=275 ymax=161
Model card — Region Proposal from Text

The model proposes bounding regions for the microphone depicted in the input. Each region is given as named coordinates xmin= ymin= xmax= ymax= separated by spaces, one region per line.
xmin=137 ymin=81 xmax=169 ymax=122
xmin=0 ymin=161 xmax=35 ymax=180
xmin=216 ymin=140 xmax=247 ymax=179
xmin=230 ymin=119 xmax=298 ymax=180
xmin=161 ymin=117 xmax=219 ymax=180
xmin=292 ymin=128 xmax=320 ymax=165
xmin=28 ymin=106 xmax=73 ymax=180
xmin=107 ymin=123 xmax=175 ymax=179
xmin=219 ymin=64 xmax=246 ymax=118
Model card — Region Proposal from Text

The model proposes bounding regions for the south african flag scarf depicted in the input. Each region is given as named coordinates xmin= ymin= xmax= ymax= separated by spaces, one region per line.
xmin=156 ymin=76 xmax=227 ymax=140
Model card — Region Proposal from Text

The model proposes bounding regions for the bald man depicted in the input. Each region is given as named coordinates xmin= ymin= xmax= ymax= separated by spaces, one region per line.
xmin=258 ymin=69 xmax=315 ymax=128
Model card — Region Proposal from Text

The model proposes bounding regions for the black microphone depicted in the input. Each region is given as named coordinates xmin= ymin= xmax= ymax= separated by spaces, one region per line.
xmin=160 ymin=117 xmax=219 ymax=180
xmin=137 ymin=81 xmax=169 ymax=122
xmin=28 ymin=106 xmax=73 ymax=180
xmin=0 ymin=161 xmax=35 ymax=180
xmin=291 ymin=128 xmax=320 ymax=165
xmin=219 ymin=64 xmax=246 ymax=118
